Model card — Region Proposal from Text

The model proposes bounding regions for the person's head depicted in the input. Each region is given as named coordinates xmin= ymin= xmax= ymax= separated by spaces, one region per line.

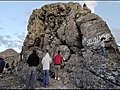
xmin=58 ymin=50 xmax=60 ymax=54
xmin=44 ymin=49 xmax=49 ymax=57
xmin=46 ymin=49 xmax=48 ymax=53
xmin=0 ymin=58 xmax=4 ymax=60
xmin=33 ymin=49 xmax=36 ymax=53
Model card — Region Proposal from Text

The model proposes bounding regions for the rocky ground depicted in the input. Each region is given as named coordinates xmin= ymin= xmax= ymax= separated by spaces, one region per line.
xmin=0 ymin=52 xmax=120 ymax=89
xmin=0 ymin=73 xmax=67 ymax=89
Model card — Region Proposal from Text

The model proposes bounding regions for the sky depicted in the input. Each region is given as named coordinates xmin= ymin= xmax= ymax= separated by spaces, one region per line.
xmin=0 ymin=1 xmax=120 ymax=53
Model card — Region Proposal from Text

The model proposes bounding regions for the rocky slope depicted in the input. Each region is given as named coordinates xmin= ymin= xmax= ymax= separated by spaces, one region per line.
xmin=0 ymin=2 xmax=120 ymax=89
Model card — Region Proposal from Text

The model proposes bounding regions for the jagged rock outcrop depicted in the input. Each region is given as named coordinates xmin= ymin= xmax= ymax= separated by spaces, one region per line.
xmin=18 ymin=2 xmax=120 ymax=89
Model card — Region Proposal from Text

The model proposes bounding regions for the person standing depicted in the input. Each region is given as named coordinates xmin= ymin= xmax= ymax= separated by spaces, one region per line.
xmin=26 ymin=49 xmax=40 ymax=89
xmin=41 ymin=49 xmax=52 ymax=88
xmin=53 ymin=51 xmax=63 ymax=80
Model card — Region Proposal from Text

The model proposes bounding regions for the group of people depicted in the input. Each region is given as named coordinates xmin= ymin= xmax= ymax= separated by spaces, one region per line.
xmin=0 ymin=37 xmax=106 ymax=89
xmin=26 ymin=49 xmax=63 ymax=89
xmin=41 ymin=49 xmax=63 ymax=88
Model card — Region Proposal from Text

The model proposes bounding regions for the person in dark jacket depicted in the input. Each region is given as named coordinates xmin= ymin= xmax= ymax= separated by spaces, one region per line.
xmin=26 ymin=49 xmax=40 ymax=89
xmin=53 ymin=51 xmax=63 ymax=80
xmin=0 ymin=58 xmax=5 ymax=77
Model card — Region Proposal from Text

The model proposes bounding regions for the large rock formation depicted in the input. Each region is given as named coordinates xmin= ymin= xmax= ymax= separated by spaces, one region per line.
xmin=18 ymin=2 xmax=120 ymax=89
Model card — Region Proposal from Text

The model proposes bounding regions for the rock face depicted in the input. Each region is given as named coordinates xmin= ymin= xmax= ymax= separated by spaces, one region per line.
xmin=18 ymin=2 xmax=120 ymax=89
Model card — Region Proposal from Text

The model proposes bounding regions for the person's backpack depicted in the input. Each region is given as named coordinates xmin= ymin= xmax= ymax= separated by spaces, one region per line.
xmin=27 ymin=50 xmax=39 ymax=67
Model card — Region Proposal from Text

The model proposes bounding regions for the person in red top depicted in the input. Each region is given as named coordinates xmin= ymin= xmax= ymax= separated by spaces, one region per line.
xmin=53 ymin=50 xmax=63 ymax=80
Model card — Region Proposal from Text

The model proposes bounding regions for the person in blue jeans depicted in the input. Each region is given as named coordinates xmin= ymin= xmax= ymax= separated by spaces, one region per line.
xmin=26 ymin=49 xmax=40 ymax=89
xmin=26 ymin=67 xmax=37 ymax=89
xmin=42 ymin=70 xmax=49 ymax=87
xmin=42 ymin=49 xmax=52 ymax=88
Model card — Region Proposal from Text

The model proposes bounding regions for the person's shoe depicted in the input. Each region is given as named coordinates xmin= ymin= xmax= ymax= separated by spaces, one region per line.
xmin=57 ymin=77 xmax=60 ymax=80
xmin=55 ymin=77 xmax=57 ymax=80
xmin=102 ymin=56 xmax=104 ymax=58
xmin=45 ymin=86 xmax=48 ymax=88
xmin=0 ymin=74 xmax=2 ymax=77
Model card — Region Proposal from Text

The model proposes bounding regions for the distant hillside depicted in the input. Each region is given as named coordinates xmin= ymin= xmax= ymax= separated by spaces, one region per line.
xmin=0 ymin=49 xmax=20 ymax=68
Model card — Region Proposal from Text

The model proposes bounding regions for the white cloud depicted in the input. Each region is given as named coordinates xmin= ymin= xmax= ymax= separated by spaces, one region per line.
xmin=4 ymin=35 xmax=11 ymax=39
xmin=11 ymin=17 xmax=18 ymax=21
xmin=0 ymin=32 xmax=26 ymax=53
xmin=24 ymin=10 xmax=32 ymax=17
xmin=117 ymin=43 xmax=120 ymax=46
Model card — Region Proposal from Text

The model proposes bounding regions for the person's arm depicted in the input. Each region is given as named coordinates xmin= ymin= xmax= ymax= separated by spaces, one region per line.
xmin=49 ymin=57 xmax=52 ymax=63
xmin=41 ymin=58 xmax=43 ymax=64
xmin=63 ymin=57 xmax=65 ymax=61
xmin=3 ymin=61 xmax=5 ymax=68
xmin=53 ymin=56 xmax=56 ymax=64
xmin=61 ymin=57 xmax=64 ymax=64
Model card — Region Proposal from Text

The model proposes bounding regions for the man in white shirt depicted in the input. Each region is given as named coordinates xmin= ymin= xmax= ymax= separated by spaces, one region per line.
xmin=42 ymin=49 xmax=52 ymax=88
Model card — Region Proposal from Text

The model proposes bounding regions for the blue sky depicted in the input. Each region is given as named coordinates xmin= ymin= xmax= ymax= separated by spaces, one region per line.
xmin=0 ymin=1 xmax=120 ymax=53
